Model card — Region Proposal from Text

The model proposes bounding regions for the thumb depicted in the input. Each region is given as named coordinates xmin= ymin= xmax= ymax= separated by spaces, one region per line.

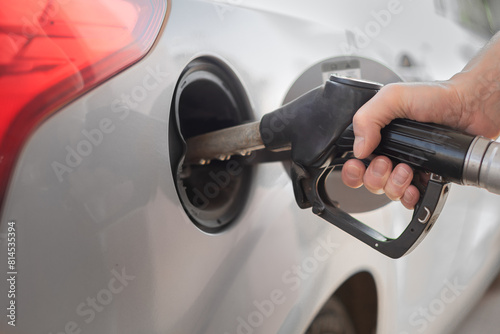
xmin=352 ymin=84 xmax=409 ymax=159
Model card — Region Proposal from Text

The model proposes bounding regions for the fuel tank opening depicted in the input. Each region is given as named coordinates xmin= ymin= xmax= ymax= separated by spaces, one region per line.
xmin=169 ymin=58 xmax=254 ymax=232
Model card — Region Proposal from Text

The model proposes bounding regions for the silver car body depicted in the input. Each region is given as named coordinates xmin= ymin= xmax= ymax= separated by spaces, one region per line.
xmin=1 ymin=1 xmax=500 ymax=333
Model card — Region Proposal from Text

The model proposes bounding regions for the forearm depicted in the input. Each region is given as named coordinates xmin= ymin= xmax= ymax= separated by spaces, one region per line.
xmin=450 ymin=31 xmax=500 ymax=139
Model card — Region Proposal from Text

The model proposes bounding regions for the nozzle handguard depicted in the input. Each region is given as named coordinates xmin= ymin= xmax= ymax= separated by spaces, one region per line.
xmin=262 ymin=75 xmax=451 ymax=258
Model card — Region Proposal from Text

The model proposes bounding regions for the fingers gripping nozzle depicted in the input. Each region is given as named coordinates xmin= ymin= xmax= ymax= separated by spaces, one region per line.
xmin=260 ymin=75 xmax=500 ymax=258
xmin=261 ymin=75 xmax=451 ymax=258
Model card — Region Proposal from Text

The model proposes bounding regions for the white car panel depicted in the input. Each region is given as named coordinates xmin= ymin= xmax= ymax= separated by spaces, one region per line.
xmin=1 ymin=1 xmax=499 ymax=333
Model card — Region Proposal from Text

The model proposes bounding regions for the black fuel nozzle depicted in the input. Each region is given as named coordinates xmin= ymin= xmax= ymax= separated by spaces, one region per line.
xmin=260 ymin=76 xmax=383 ymax=168
xmin=259 ymin=75 xmax=495 ymax=258
xmin=183 ymin=73 xmax=500 ymax=257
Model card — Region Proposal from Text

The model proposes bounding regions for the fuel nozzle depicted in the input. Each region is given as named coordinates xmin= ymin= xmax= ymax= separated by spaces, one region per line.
xmin=339 ymin=119 xmax=500 ymax=196
xmin=259 ymin=75 xmax=500 ymax=258
xmin=184 ymin=74 xmax=500 ymax=258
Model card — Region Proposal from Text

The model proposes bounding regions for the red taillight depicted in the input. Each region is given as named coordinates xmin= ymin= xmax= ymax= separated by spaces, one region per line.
xmin=0 ymin=0 xmax=168 ymax=207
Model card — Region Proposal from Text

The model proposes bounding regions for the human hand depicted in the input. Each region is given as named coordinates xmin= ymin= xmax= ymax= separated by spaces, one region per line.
xmin=341 ymin=33 xmax=500 ymax=209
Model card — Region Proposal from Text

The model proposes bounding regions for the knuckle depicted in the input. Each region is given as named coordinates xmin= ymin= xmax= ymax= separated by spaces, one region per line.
xmin=383 ymin=83 xmax=404 ymax=98
xmin=352 ymin=112 xmax=365 ymax=130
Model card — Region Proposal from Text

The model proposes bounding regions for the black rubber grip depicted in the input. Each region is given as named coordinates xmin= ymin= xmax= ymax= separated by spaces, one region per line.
xmin=337 ymin=119 xmax=475 ymax=183
xmin=260 ymin=80 xmax=379 ymax=167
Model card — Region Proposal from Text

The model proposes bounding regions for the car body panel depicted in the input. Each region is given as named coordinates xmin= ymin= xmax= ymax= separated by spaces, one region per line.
xmin=1 ymin=1 xmax=500 ymax=333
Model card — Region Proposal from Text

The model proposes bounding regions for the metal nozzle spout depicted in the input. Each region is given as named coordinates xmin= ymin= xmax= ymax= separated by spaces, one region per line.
xmin=479 ymin=141 xmax=500 ymax=194
xmin=463 ymin=137 xmax=500 ymax=195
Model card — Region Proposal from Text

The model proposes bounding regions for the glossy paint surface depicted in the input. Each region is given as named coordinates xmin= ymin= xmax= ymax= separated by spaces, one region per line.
xmin=1 ymin=1 xmax=499 ymax=333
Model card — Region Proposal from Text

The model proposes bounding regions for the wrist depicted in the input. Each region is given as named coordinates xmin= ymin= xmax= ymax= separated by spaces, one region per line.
xmin=448 ymin=69 xmax=500 ymax=138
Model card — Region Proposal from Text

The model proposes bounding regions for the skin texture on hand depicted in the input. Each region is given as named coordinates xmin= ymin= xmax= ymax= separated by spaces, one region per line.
xmin=342 ymin=32 xmax=500 ymax=209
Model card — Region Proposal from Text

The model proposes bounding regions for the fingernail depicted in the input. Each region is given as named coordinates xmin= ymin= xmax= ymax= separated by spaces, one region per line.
xmin=345 ymin=164 xmax=362 ymax=180
xmin=353 ymin=137 xmax=365 ymax=158
xmin=393 ymin=167 xmax=410 ymax=186
xmin=403 ymin=190 xmax=414 ymax=205
xmin=372 ymin=159 xmax=389 ymax=177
